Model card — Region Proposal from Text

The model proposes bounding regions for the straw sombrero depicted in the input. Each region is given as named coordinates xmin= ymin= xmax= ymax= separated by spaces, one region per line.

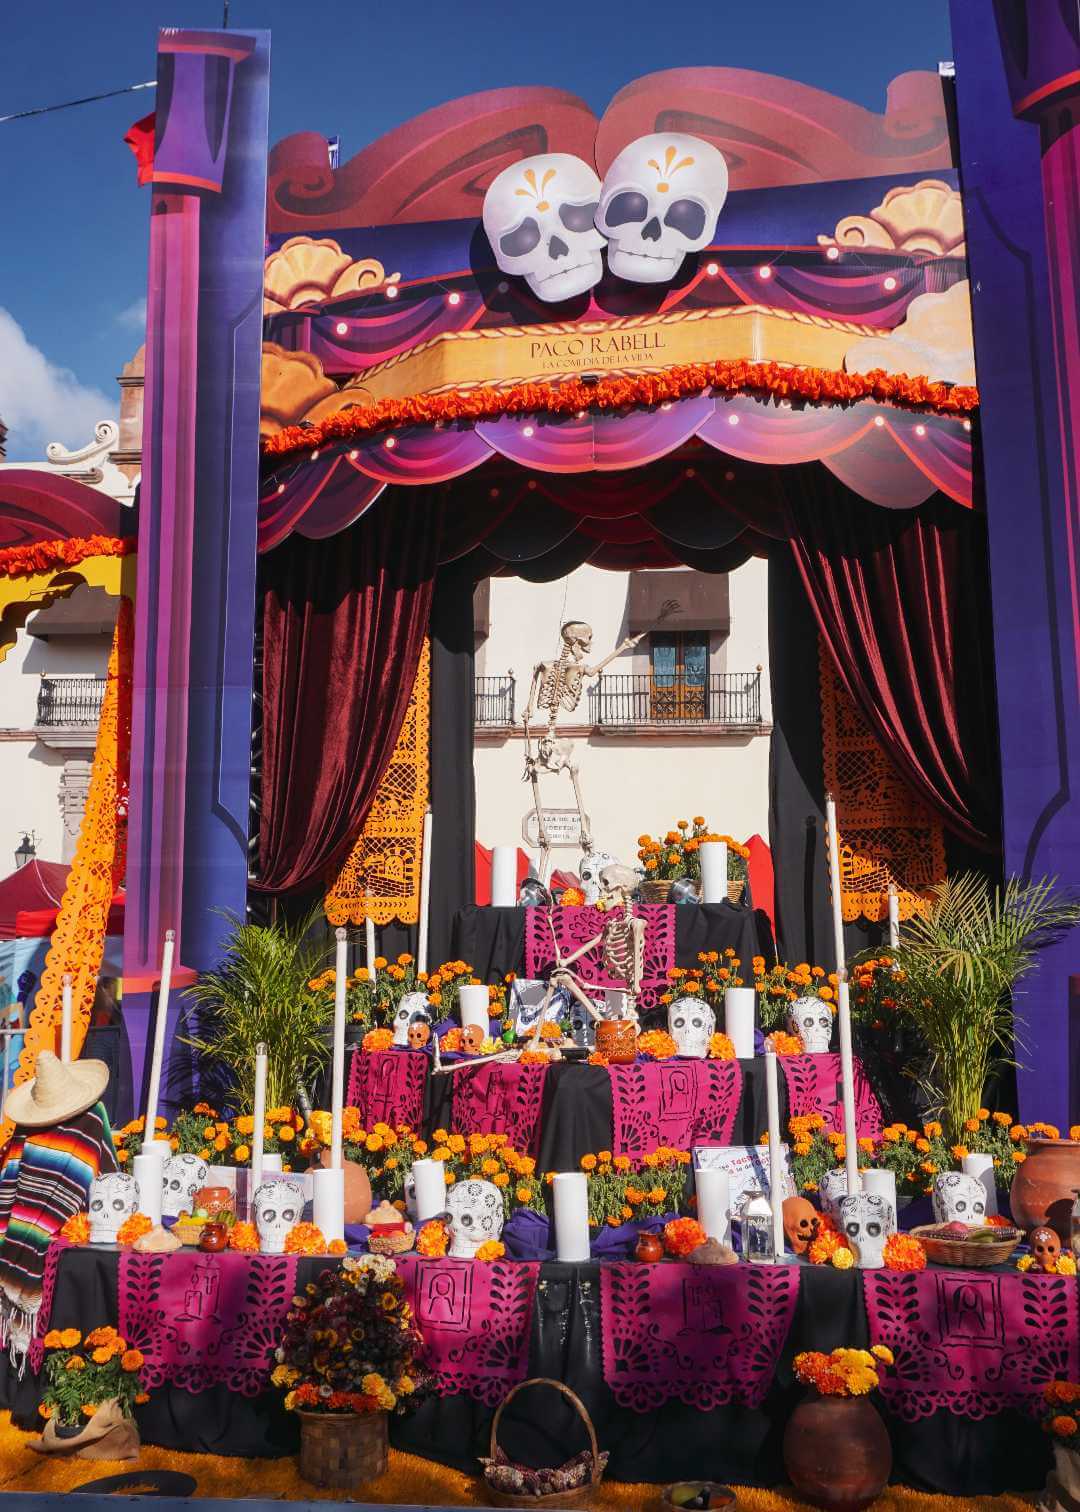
xmin=4 ymin=1050 xmax=109 ymax=1129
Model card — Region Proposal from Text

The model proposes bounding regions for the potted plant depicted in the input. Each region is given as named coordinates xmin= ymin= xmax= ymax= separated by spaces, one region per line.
xmin=1041 ymin=1381 xmax=1080 ymax=1505
xmin=272 ymin=1254 xmax=426 ymax=1489
xmin=34 ymin=1326 xmax=147 ymax=1460
xmin=783 ymin=1346 xmax=894 ymax=1512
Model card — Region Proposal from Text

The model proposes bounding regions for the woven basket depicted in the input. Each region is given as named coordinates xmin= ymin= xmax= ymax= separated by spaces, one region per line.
xmin=297 ymin=1409 xmax=387 ymax=1489
xmin=482 ymin=1378 xmax=604 ymax=1508
xmin=639 ymin=879 xmax=671 ymax=904
xmin=911 ymin=1223 xmax=1022 ymax=1269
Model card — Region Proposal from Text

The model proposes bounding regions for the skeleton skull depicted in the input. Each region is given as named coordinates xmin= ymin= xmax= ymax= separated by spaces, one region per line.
xmin=445 ymin=1178 xmax=504 ymax=1259
xmin=162 ymin=1153 xmax=209 ymax=1219
xmin=840 ymin=1192 xmax=894 ymax=1269
xmin=932 ymin=1171 xmax=986 ymax=1226
xmin=88 ymin=1172 xmax=139 ymax=1244
xmin=818 ymin=1168 xmax=851 ymax=1221
xmin=788 ymin=997 xmax=834 ymax=1054
xmin=668 ymin=995 xmax=715 ymax=1058
xmin=392 ymin=992 xmax=431 ymax=1048
xmin=596 ymin=133 xmax=729 ymax=284
xmin=782 ymin=1196 xmax=820 ymax=1255
xmin=254 ymin=1179 xmax=305 ymax=1255
xmin=578 ymin=851 xmax=620 ymax=906
xmin=1029 ymin=1225 xmax=1061 ymax=1272
xmin=483 ymin=155 xmax=606 ymax=303
xmin=561 ymin=621 xmax=593 ymax=657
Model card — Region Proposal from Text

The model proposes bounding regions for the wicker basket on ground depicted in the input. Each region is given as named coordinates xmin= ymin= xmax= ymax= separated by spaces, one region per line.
xmin=480 ymin=1378 xmax=607 ymax=1508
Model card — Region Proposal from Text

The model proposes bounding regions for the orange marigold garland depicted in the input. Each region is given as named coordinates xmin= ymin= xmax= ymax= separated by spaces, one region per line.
xmin=361 ymin=1028 xmax=394 ymax=1053
xmin=663 ymin=1217 xmax=707 ymax=1257
xmin=765 ymin=1030 xmax=804 ymax=1055
xmin=638 ymin=1029 xmax=678 ymax=1061
xmin=284 ymin=1223 xmax=329 ymax=1256
xmin=709 ymin=1032 xmax=736 ymax=1060
xmin=0 ymin=535 xmax=135 ymax=580
xmin=474 ymin=1240 xmax=506 ymax=1262
xmin=559 ymin=887 xmax=585 ymax=906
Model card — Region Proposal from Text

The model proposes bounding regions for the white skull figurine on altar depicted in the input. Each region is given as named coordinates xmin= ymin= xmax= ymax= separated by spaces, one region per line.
xmin=788 ymin=997 xmax=834 ymax=1054
xmin=932 ymin=1171 xmax=986 ymax=1225
xmin=392 ymin=991 xmax=431 ymax=1047
xmin=161 ymin=1153 xmax=209 ymax=1219
xmin=596 ymin=133 xmax=729 ymax=284
xmin=483 ymin=154 xmax=606 ymax=303
xmin=818 ymin=1168 xmax=851 ymax=1221
xmin=668 ymin=996 xmax=715 ymax=1059
xmin=577 ymin=851 xmax=621 ymax=907
xmin=88 ymin=1172 xmax=139 ymax=1244
xmin=839 ymin=1192 xmax=894 ymax=1269
xmin=445 ymin=1179 xmax=504 ymax=1259
xmin=254 ymin=1179 xmax=305 ymax=1255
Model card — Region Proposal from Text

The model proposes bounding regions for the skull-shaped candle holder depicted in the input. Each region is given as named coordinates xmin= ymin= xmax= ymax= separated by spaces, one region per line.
xmin=483 ymin=153 xmax=606 ymax=304
xmin=788 ymin=997 xmax=834 ymax=1054
xmin=392 ymin=992 xmax=431 ymax=1048
xmin=445 ymin=1178 xmax=504 ymax=1259
xmin=932 ymin=1171 xmax=987 ymax=1226
xmin=667 ymin=996 xmax=715 ymax=1059
xmin=818 ymin=1168 xmax=851 ymax=1222
xmin=577 ymin=851 xmax=620 ymax=906
xmin=161 ymin=1153 xmax=210 ymax=1219
xmin=254 ymin=1179 xmax=305 ymax=1255
xmin=839 ymin=1192 xmax=895 ymax=1269
xmin=596 ymin=133 xmax=729 ymax=285
xmin=88 ymin=1173 xmax=140 ymax=1244
xmin=782 ymin=1196 xmax=820 ymax=1255
xmin=1029 ymin=1225 xmax=1061 ymax=1273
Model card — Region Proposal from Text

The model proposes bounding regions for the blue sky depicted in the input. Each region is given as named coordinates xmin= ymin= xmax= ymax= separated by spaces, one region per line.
xmin=1 ymin=0 xmax=951 ymax=461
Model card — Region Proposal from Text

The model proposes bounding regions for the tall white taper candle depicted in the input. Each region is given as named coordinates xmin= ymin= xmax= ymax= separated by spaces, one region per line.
xmin=887 ymin=887 xmax=900 ymax=951
xmin=837 ymin=980 xmax=860 ymax=1197
xmin=417 ymin=808 xmax=433 ymax=973
xmin=365 ymin=917 xmax=376 ymax=976
xmin=251 ymin=1040 xmax=268 ymax=1197
xmin=143 ymin=930 xmax=175 ymax=1144
xmin=60 ymin=974 xmax=73 ymax=1062
xmin=765 ymin=1050 xmax=785 ymax=1257
xmin=331 ymin=927 xmax=347 ymax=1170
xmin=552 ymin=1172 xmax=590 ymax=1262
xmin=824 ymin=792 xmax=845 ymax=976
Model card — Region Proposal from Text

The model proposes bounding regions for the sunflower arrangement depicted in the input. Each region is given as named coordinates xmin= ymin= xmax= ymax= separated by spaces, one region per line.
xmin=636 ymin=819 xmax=749 ymax=884
xmin=565 ymin=1147 xmax=690 ymax=1228
xmin=39 ymin=1327 xmax=148 ymax=1427
xmin=793 ymin=1346 xmax=894 ymax=1397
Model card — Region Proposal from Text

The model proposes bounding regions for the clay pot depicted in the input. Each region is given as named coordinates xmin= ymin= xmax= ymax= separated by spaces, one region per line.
xmin=634 ymin=1231 xmax=664 ymax=1263
xmin=198 ymin=1221 xmax=228 ymax=1253
xmin=319 ymin=1149 xmax=373 ymax=1225
xmin=595 ymin=1019 xmax=637 ymax=1065
xmin=1010 ymin=1138 xmax=1080 ymax=1241
xmin=782 ymin=1390 xmax=891 ymax=1512
xmin=193 ymin=1186 xmax=232 ymax=1218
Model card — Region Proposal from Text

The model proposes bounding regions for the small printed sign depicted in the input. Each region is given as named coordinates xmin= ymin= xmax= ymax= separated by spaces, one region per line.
xmin=522 ymin=808 xmax=587 ymax=848
xmin=692 ymin=1144 xmax=795 ymax=1214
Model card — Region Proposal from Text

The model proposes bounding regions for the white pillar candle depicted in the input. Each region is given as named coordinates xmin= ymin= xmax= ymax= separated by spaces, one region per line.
xmin=961 ymin=1152 xmax=999 ymax=1216
xmin=143 ymin=930 xmax=175 ymax=1142
xmin=699 ymin=841 xmax=728 ymax=904
xmin=312 ymin=1165 xmax=345 ymax=1244
xmin=861 ymin=1167 xmax=897 ymax=1226
xmin=417 ymin=808 xmax=433 ymax=973
xmin=695 ymin=1167 xmax=731 ymax=1245
xmin=552 ymin=1172 xmax=591 ymax=1262
xmin=411 ymin=1158 xmax=447 ymax=1222
xmin=458 ymin=983 xmax=490 ymax=1036
xmin=144 ymin=1137 xmax=172 ymax=1163
xmin=132 ymin=1152 xmax=164 ymax=1225
xmin=603 ymin=987 xmax=630 ymax=1019
xmin=491 ymin=846 xmax=518 ymax=907
xmin=261 ymin=1153 xmax=282 ymax=1174
xmin=60 ymin=974 xmax=73 ymax=1063
xmin=365 ymin=917 xmax=376 ymax=976
xmin=824 ymin=793 xmax=846 ymax=976
xmin=251 ymin=1040 xmax=269 ymax=1194
xmin=887 ymin=888 xmax=900 ymax=951
xmin=331 ymin=928 xmax=348 ymax=1170
xmin=837 ymin=980 xmax=861 ymax=1197
xmin=724 ymin=987 xmax=756 ymax=1058
xmin=765 ymin=1050 xmax=785 ymax=1258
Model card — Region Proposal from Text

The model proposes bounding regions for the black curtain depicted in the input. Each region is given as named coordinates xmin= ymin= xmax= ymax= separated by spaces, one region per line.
xmin=428 ymin=560 xmax=478 ymax=966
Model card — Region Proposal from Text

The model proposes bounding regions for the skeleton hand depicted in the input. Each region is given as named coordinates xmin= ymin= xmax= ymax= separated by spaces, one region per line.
xmin=656 ymin=598 xmax=681 ymax=623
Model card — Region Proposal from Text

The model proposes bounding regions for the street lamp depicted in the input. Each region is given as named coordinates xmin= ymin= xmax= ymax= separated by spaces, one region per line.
xmin=14 ymin=833 xmax=36 ymax=870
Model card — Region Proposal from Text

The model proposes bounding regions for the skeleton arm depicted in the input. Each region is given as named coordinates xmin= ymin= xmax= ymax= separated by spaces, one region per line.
xmin=583 ymin=598 xmax=681 ymax=677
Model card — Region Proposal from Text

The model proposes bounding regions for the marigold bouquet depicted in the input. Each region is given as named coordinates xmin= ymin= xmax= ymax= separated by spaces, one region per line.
xmin=636 ymin=819 xmax=749 ymax=884
xmin=307 ymin=953 xmax=422 ymax=1031
xmin=302 ymin=1113 xmax=425 ymax=1205
xmin=1042 ymin=1382 xmax=1080 ymax=1453
xmin=39 ymin=1326 xmax=147 ymax=1427
xmin=793 ymin=1346 xmax=894 ymax=1397
xmin=659 ymin=950 xmax=745 ymax=1007
xmin=753 ymin=961 xmax=837 ymax=1032
xmin=114 ymin=1102 xmax=306 ymax=1173
xmin=272 ymin=1255 xmax=427 ymax=1416
xmin=569 ymin=1146 xmax=690 ymax=1228
xmin=430 ymin=1129 xmax=545 ymax=1218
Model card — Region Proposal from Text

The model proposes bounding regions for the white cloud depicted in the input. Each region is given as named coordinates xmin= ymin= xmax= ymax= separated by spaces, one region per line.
xmin=0 ymin=309 xmax=114 ymax=461
xmin=116 ymin=297 xmax=147 ymax=331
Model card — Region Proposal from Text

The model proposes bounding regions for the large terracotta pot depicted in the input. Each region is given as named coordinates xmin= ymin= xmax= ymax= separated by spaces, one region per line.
xmin=782 ymin=1390 xmax=891 ymax=1512
xmin=596 ymin=1020 xmax=638 ymax=1064
xmin=319 ymin=1149 xmax=372 ymax=1225
xmin=1010 ymin=1138 xmax=1080 ymax=1241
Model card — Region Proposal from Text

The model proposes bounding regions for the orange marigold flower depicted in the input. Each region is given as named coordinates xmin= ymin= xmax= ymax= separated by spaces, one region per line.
xmin=663 ymin=1217 xmax=706 ymax=1257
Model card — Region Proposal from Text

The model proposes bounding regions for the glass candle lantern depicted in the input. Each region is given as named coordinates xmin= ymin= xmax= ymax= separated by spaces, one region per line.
xmin=739 ymin=1189 xmax=775 ymax=1264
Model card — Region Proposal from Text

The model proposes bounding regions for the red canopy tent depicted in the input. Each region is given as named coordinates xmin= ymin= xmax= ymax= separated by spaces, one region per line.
xmin=0 ymin=861 xmax=125 ymax=940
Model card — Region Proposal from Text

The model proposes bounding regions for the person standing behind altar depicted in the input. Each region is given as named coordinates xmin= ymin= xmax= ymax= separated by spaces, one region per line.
xmin=0 ymin=1051 xmax=116 ymax=1365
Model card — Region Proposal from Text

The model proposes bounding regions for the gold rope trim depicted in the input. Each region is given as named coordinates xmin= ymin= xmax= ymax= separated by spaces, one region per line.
xmin=325 ymin=638 xmax=430 ymax=927
xmin=819 ymin=637 xmax=945 ymax=923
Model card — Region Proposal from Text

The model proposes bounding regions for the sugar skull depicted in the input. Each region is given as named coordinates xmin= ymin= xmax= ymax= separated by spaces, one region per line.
xmin=445 ymin=1178 xmax=504 ymax=1259
xmin=162 ymin=1153 xmax=209 ymax=1219
xmin=461 ymin=1024 xmax=485 ymax=1055
xmin=932 ymin=1171 xmax=986 ymax=1226
xmin=818 ymin=1168 xmax=851 ymax=1221
xmin=788 ymin=997 xmax=834 ymax=1054
xmin=392 ymin=991 xmax=431 ymax=1047
xmin=1029 ymin=1226 xmax=1061 ymax=1273
xmin=254 ymin=1179 xmax=305 ymax=1255
xmin=839 ymin=1192 xmax=894 ymax=1269
xmin=407 ymin=1020 xmax=431 ymax=1050
xmin=88 ymin=1172 xmax=139 ymax=1244
xmin=596 ymin=133 xmax=729 ymax=284
xmin=782 ymin=1195 xmax=820 ymax=1255
xmin=483 ymin=154 xmax=606 ymax=303
xmin=578 ymin=851 xmax=621 ymax=906
xmin=668 ymin=996 xmax=715 ymax=1059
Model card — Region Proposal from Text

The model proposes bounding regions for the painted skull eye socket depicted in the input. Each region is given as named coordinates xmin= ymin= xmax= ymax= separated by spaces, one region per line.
xmin=673 ymin=1016 xmax=686 ymax=1030
xmin=605 ymin=191 xmax=649 ymax=226
xmin=845 ymin=1222 xmax=860 ymax=1238
xmin=91 ymin=1199 xmax=104 ymax=1211
xmin=973 ymin=1200 xmax=985 ymax=1214
xmin=500 ymin=219 xmax=541 ymax=258
xmin=663 ymin=198 xmax=707 ymax=240
xmin=559 ymin=201 xmax=597 ymax=232
xmin=955 ymin=1200 xmax=967 ymax=1213
xmin=112 ymin=1198 xmax=127 ymax=1211
xmin=460 ymin=1213 xmax=474 ymax=1228
xmin=282 ymin=1207 xmax=298 ymax=1223
xmin=819 ymin=1016 xmax=830 ymax=1030
xmin=867 ymin=1222 xmax=882 ymax=1237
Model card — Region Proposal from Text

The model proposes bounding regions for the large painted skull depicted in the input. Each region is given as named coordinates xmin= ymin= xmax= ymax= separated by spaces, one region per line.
xmin=932 ymin=1171 xmax=986 ymax=1225
xmin=483 ymin=155 xmax=606 ymax=303
xmin=596 ymin=133 xmax=728 ymax=284
xmin=162 ymin=1153 xmax=209 ymax=1219
xmin=254 ymin=1179 xmax=305 ymax=1255
xmin=818 ymin=1168 xmax=851 ymax=1221
xmin=788 ymin=997 xmax=834 ymax=1054
xmin=392 ymin=991 xmax=431 ymax=1047
xmin=88 ymin=1172 xmax=139 ymax=1244
xmin=445 ymin=1178 xmax=504 ymax=1259
xmin=668 ymin=996 xmax=715 ymax=1058
xmin=578 ymin=851 xmax=620 ymax=906
xmin=839 ymin=1192 xmax=894 ymax=1269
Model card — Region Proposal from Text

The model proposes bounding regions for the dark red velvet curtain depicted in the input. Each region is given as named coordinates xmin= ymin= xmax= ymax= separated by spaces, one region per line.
xmin=783 ymin=469 xmax=999 ymax=850
xmin=253 ymin=491 xmax=440 ymax=894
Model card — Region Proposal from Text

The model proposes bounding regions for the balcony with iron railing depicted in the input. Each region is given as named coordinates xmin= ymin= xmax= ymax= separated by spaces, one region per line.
xmin=34 ymin=676 xmax=106 ymax=729
xmin=588 ymin=670 xmax=764 ymax=728
xmin=475 ymin=674 xmax=516 ymax=727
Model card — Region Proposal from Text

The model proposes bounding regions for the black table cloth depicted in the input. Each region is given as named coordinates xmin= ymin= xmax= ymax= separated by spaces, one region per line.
xmin=0 ymin=1245 xmax=1050 ymax=1495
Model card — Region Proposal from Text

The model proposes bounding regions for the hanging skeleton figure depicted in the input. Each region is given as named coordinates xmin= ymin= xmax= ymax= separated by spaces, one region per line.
xmin=522 ymin=603 xmax=679 ymax=880
xmin=538 ymin=862 xmax=647 ymax=1030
